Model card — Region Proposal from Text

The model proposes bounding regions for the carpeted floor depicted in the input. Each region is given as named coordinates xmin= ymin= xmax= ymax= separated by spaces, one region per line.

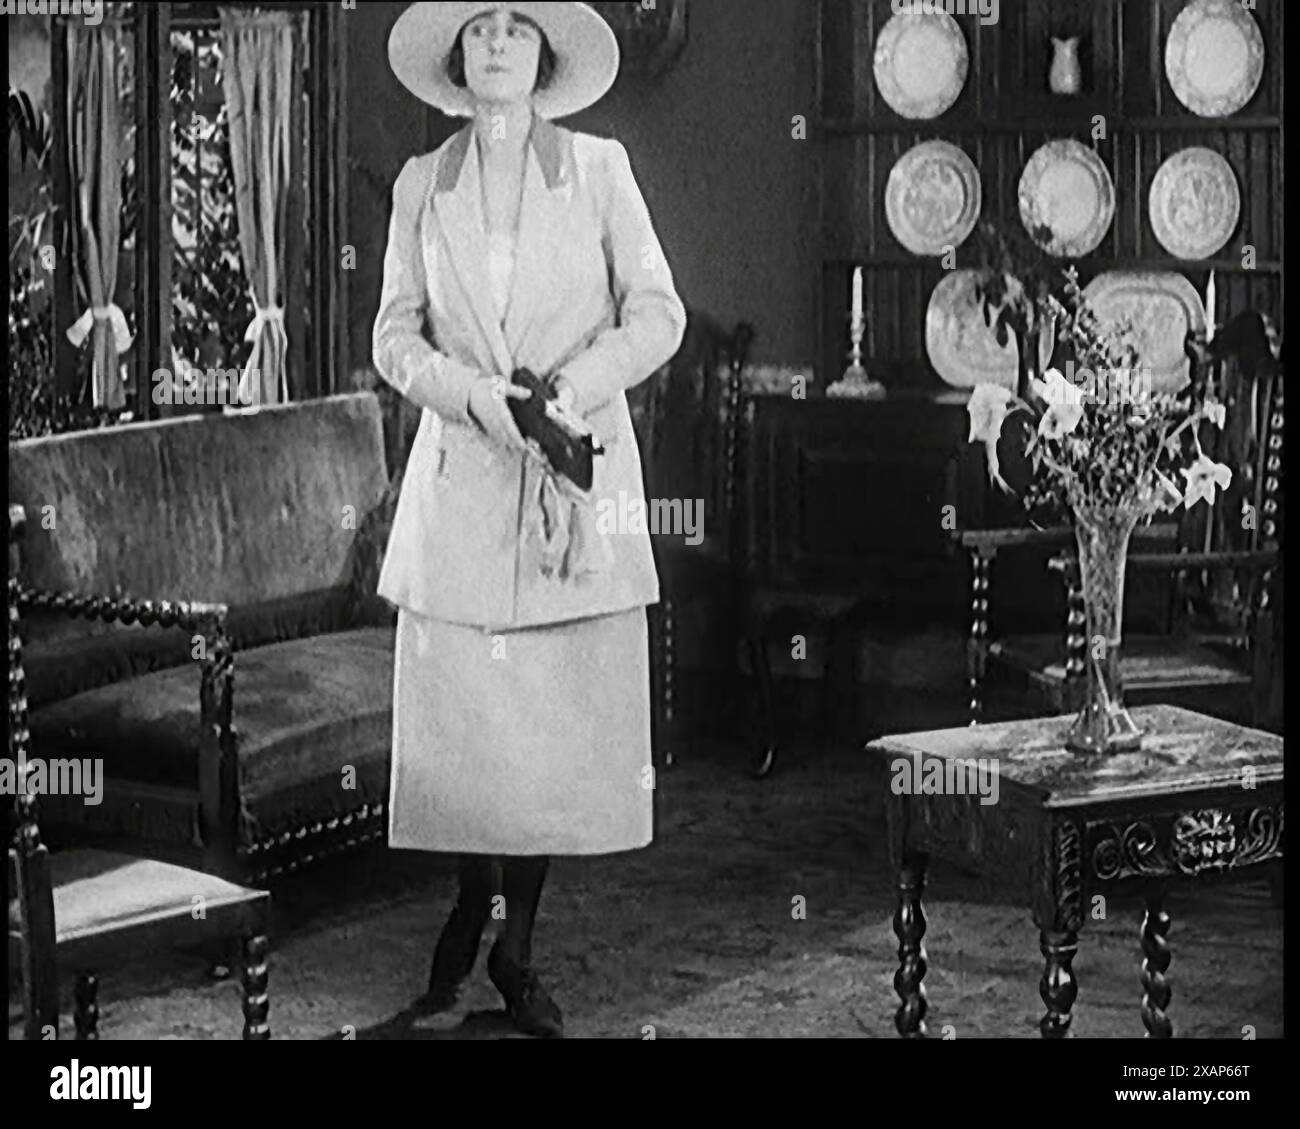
xmin=10 ymin=721 xmax=1283 ymax=1040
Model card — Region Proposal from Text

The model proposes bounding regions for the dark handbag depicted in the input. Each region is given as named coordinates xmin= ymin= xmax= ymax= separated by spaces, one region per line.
xmin=508 ymin=368 xmax=604 ymax=491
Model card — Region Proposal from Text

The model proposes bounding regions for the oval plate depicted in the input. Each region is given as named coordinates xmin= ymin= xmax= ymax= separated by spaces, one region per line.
xmin=886 ymin=141 xmax=981 ymax=256
xmin=1019 ymin=140 xmax=1116 ymax=258
xmin=873 ymin=11 xmax=968 ymax=120
xmin=1082 ymin=271 xmax=1207 ymax=393
xmin=1149 ymin=147 xmax=1240 ymax=260
xmin=1165 ymin=0 xmax=1264 ymax=118
xmin=926 ymin=270 xmax=1050 ymax=389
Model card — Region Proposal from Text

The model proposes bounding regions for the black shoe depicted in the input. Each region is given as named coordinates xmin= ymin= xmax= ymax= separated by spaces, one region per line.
xmin=487 ymin=941 xmax=564 ymax=1038
xmin=415 ymin=906 xmax=487 ymax=1015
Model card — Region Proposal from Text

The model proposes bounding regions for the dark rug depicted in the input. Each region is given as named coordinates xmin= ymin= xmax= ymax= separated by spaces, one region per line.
xmin=10 ymin=732 xmax=1282 ymax=1040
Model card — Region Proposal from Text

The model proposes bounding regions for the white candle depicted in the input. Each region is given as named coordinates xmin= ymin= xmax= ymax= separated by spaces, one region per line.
xmin=1205 ymin=270 xmax=1216 ymax=342
xmin=851 ymin=266 xmax=863 ymax=323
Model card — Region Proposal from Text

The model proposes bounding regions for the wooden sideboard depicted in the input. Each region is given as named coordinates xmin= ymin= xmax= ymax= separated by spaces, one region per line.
xmin=737 ymin=385 xmax=1149 ymax=638
xmin=739 ymin=388 xmax=973 ymax=623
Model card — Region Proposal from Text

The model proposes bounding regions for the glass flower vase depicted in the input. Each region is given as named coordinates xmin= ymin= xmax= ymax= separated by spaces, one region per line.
xmin=1065 ymin=507 xmax=1143 ymax=754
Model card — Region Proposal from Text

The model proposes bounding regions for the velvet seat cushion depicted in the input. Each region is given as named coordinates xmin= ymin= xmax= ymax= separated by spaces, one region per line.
xmin=28 ymin=627 xmax=395 ymax=802
xmin=994 ymin=633 xmax=1253 ymax=688
xmin=46 ymin=849 xmax=265 ymax=944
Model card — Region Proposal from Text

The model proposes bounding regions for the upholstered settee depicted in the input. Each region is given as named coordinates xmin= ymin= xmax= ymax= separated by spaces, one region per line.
xmin=9 ymin=392 xmax=399 ymax=884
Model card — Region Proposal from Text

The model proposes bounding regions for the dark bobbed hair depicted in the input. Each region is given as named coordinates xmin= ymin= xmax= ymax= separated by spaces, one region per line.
xmin=445 ymin=12 xmax=558 ymax=93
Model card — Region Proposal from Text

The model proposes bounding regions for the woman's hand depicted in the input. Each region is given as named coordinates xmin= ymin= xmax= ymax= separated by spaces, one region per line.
xmin=468 ymin=375 xmax=531 ymax=454
xmin=551 ymin=375 xmax=577 ymax=414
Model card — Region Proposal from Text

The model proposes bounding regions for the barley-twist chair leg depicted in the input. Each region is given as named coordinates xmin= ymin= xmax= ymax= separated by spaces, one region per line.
xmin=74 ymin=973 xmax=99 ymax=1040
xmin=241 ymin=934 xmax=271 ymax=1040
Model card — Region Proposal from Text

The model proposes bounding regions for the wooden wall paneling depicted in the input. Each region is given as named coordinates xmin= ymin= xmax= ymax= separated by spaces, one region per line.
xmin=50 ymin=20 xmax=76 ymax=405
xmin=308 ymin=1 xmax=348 ymax=398
xmin=1019 ymin=0 xmax=1044 ymax=106
xmin=816 ymin=0 xmax=1284 ymax=394
xmin=1086 ymin=0 xmax=1116 ymax=102
xmin=1151 ymin=0 xmax=1168 ymax=119
xmin=133 ymin=4 xmax=172 ymax=421
xmin=284 ymin=12 xmax=308 ymax=401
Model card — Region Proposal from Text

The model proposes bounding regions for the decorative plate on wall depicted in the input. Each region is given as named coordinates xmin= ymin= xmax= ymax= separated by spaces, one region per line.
xmin=1018 ymin=140 xmax=1115 ymax=257
xmin=1148 ymin=147 xmax=1241 ymax=260
xmin=885 ymin=141 xmax=981 ymax=256
xmin=1082 ymin=271 xmax=1207 ymax=392
xmin=1165 ymin=0 xmax=1264 ymax=118
xmin=873 ymin=11 xmax=968 ymax=120
xmin=925 ymin=269 xmax=1050 ymax=389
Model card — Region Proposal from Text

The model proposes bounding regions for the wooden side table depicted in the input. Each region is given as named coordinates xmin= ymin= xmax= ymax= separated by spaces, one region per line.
xmin=868 ymin=705 xmax=1283 ymax=1038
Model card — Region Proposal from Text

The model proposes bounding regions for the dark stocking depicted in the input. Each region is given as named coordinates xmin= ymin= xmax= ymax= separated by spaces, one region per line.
xmin=454 ymin=853 xmax=498 ymax=923
xmin=497 ymin=855 xmax=550 ymax=967
xmin=426 ymin=853 xmax=497 ymax=995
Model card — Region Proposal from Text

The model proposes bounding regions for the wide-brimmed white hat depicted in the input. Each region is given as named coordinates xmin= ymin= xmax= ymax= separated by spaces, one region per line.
xmin=388 ymin=2 xmax=620 ymax=120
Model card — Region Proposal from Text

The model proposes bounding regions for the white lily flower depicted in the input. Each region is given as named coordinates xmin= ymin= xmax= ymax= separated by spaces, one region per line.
xmin=1032 ymin=366 xmax=1087 ymax=407
xmin=1181 ymin=455 xmax=1232 ymax=508
xmin=967 ymin=383 xmax=1015 ymax=444
xmin=1202 ymin=399 xmax=1226 ymax=429
xmin=1039 ymin=404 xmax=1081 ymax=440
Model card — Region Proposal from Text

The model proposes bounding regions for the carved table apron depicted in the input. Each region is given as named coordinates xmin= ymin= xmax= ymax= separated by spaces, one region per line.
xmin=869 ymin=704 xmax=1284 ymax=1038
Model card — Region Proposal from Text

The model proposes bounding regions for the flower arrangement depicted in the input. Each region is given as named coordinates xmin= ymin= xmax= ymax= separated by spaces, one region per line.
xmin=967 ymin=257 xmax=1231 ymax=529
xmin=965 ymin=235 xmax=1231 ymax=754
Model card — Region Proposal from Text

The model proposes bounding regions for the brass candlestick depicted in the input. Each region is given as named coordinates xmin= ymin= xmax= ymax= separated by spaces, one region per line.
xmin=827 ymin=311 xmax=886 ymax=398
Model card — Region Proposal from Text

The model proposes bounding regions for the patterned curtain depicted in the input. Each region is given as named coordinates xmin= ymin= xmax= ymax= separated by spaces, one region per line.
xmin=219 ymin=7 xmax=296 ymax=407
xmin=64 ymin=21 xmax=132 ymax=411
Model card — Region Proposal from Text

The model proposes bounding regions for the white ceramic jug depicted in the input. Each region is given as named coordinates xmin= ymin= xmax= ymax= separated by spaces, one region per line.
xmin=1050 ymin=36 xmax=1081 ymax=95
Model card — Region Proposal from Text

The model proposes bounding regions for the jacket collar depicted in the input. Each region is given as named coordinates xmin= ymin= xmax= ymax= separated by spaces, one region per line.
xmin=433 ymin=114 xmax=567 ymax=193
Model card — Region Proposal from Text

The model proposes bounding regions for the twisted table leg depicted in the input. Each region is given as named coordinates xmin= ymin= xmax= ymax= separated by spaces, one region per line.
xmin=74 ymin=973 xmax=99 ymax=1040
xmin=893 ymin=851 xmax=929 ymax=1037
xmin=1140 ymin=887 xmax=1173 ymax=1039
xmin=967 ymin=551 xmax=990 ymax=725
xmin=1039 ymin=929 xmax=1079 ymax=1038
xmin=241 ymin=934 xmax=271 ymax=1040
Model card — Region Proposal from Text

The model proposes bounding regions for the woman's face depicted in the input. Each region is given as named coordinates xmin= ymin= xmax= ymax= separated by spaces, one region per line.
xmin=461 ymin=8 xmax=543 ymax=107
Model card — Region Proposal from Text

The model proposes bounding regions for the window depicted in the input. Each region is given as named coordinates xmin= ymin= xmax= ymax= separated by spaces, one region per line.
xmin=9 ymin=1 xmax=347 ymax=435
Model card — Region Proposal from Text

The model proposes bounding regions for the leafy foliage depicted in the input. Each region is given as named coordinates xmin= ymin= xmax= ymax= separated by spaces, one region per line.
xmin=970 ymin=220 xmax=1062 ymax=357
xmin=967 ymin=255 xmax=1229 ymax=526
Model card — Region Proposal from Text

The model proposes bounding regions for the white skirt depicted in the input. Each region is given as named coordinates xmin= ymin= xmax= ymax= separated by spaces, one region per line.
xmin=387 ymin=606 xmax=654 ymax=855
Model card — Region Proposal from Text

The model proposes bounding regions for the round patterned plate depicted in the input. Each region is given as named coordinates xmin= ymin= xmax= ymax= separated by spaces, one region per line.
xmin=1018 ymin=140 xmax=1115 ymax=257
xmin=886 ymin=141 xmax=981 ymax=256
xmin=1149 ymin=147 xmax=1240 ymax=259
xmin=924 ymin=270 xmax=1050 ymax=389
xmin=873 ymin=11 xmax=968 ymax=120
xmin=1165 ymin=0 xmax=1264 ymax=118
xmin=1083 ymin=271 xmax=1206 ymax=393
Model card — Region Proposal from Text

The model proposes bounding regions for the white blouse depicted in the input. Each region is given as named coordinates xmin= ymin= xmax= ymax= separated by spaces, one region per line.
xmin=487 ymin=230 xmax=516 ymax=325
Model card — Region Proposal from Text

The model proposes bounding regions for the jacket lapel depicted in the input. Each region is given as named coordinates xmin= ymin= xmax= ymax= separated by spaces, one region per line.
xmin=431 ymin=125 xmax=514 ymax=377
xmin=504 ymin=118 xmax=571 ymax=364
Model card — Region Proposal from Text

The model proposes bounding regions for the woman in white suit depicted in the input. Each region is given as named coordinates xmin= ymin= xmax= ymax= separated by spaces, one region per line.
xmin=376 ymin=2 xmax=686 ymax=1037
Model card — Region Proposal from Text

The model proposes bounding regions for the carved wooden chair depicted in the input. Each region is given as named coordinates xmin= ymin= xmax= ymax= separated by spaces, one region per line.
xmin=967 ymin=311 xmax=1283 ymax=731
xmin=8 ymin=504 xmax=272 ymax=1039
xmin=632 ymin=311 xmax=755 ymax=769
